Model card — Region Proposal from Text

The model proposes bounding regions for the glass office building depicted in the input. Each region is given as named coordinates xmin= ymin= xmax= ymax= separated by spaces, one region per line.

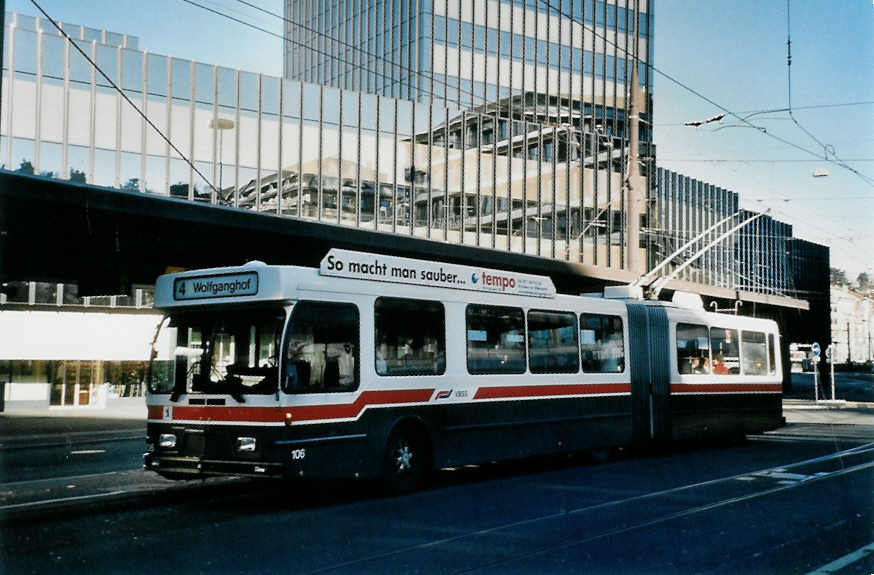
xmin=650 ymin=167 xmax=793 ymax=295
xmin=0 ymin=10 xmax=825 ymax=409
xmin=285 ymin=0 xmax=655 ymax=268
xmin=2 ymin=5 xmax=653 ymax=271
xmin=2 ymin=9 xmax=806 ymax=296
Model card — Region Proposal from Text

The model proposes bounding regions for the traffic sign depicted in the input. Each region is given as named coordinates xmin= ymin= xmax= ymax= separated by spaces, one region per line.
xmin=811 ymin=342 xmax=820 ymax=358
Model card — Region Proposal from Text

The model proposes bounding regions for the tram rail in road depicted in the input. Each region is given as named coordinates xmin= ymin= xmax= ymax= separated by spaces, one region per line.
xmin=289 ymin=441 xmax=874 ymax=574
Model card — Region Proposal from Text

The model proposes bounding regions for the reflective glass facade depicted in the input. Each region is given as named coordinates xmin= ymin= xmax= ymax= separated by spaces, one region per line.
xmin=0 ymin=11 xmax=800 ymax=297
xmin=2 ymin=8 xmax=651 ymax=269
xmin=650 ymin=167 xmax=794 ymax=296
xmin=283 ymin=0 xmax=655 ymax=267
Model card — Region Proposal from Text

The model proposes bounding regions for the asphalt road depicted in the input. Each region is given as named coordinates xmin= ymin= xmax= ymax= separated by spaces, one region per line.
xmin=2 ymin=426 xmax=872 ymax=575
xmin=0 ymin=436 xmax=144 ymax=484
xmin=787 ymin=372 xmax=874 ymax=403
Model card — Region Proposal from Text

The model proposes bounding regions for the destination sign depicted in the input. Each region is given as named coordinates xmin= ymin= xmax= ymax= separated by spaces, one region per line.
xmin=319 ymin=249 xmax=556 ymax=298
xmin=173 ymin=272 xmax=259 ymax=301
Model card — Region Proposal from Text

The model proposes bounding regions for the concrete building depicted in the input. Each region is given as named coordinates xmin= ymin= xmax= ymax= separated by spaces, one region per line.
xmin=829 ymin=286 xmax=874 ymax=365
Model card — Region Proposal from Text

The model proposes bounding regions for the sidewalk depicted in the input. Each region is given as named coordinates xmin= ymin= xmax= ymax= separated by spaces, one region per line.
xmin=783 ymin=398 xmax=874 ymax=411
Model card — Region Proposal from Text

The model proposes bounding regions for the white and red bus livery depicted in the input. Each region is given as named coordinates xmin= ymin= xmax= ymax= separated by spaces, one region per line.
xmin=144 ymin=250 xmax=783 ymax=489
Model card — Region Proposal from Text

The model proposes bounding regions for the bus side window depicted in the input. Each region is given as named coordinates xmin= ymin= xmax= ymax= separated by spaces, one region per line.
xmin=768 ymin=333 xmax=777 ymax=375
xmin=465 ymin=304 xmax=526 ymax=374
xmin=283 ymin=302 xmax=359 ymax=393
xmin=374 ymin=297 xmax=445 ymax=376
xmin=742 ymin=331 xmax=767 ymax=376
xmin=710 ymin=327 xmax=739 ymax=375
xmin=528 ymin=310 xmax=579 ymax=374
xmin=676 ymin=323 xmax=710 ymax=375
xmin=580 ymin=313 xmax=625 ymax=373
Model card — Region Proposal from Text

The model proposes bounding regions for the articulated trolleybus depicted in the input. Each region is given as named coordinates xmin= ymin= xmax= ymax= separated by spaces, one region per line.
xmin=145 ymin=249 xmax=783 ymax=491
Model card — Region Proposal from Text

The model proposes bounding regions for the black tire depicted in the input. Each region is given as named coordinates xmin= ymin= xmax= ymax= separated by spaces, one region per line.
xmin=382 ymin=428 xmax=429 ymax=494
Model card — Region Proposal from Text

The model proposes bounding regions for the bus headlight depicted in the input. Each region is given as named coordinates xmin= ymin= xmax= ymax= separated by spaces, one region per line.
xmin=236 ymin=437 xmax=257 ymax=452
xmin=159 ymin=434 xmax=177 ymax=448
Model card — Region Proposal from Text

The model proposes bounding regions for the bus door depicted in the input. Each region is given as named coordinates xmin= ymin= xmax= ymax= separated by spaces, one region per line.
xmin=626 ymin=304 xmax=671 ymax=445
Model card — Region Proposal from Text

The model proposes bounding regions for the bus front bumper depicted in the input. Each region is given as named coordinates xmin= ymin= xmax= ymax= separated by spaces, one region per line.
xmin=143 ymin=452 xmax=286 ymax=479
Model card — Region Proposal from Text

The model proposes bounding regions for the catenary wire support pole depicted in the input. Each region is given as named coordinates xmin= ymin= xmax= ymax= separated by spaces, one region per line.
xmin=0 ymin=0 xmax=5 ymax=127
xmin=624 ymin=0 xmax=643 ymax=275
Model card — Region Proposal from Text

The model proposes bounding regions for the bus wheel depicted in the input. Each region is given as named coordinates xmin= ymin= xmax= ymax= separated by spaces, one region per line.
xmin=382 ymin=428 xmax=429 ymax=494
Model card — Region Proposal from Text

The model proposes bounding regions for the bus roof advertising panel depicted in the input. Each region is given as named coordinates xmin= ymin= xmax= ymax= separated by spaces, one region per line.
xmin=319 ymin=249 xmax=556 ymax=298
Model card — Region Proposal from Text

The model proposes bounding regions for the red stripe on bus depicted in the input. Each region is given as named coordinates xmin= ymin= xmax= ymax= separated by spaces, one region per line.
xmin=474 ymin=383 xmax=630 ymax=400
xmin=671 ymin=383 xmax=782 ymax=393
xmin=287 ymin=389 xmax=434 ymax=421
xmin=148 ymin=389 xmax=435 ymax=423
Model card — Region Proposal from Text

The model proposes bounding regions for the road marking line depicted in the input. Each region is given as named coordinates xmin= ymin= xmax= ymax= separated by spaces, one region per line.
xmin=753 ymin=471 xmax=811 ymax=481
xmin=0 ymin=490 xmax=127 ymax=511
xmin=69 ymin=449 xmax=107 ymax=455
xmin=0 ymin=470 xmax=123 ymax=489
xmin=805 ymin=541 xmax=874 ymax=574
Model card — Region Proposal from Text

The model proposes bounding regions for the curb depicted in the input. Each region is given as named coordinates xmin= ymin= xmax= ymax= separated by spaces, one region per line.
xmin=783 ymin=400 xmax=874 ymax=411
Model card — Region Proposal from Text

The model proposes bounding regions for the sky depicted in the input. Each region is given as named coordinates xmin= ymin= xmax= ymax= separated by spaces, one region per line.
xmin=7 ymin=0 xmax=874 ymax=280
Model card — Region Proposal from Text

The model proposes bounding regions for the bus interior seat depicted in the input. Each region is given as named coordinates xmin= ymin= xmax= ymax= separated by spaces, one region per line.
xmin=324 ymin=359 xmax=340 ymax=389
xmin=292 ymin=360 xmax=310 ymax=388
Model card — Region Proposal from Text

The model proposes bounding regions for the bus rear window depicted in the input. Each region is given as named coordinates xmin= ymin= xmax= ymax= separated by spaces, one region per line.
xmin=375 ymin=298 xmax=445 ymax=376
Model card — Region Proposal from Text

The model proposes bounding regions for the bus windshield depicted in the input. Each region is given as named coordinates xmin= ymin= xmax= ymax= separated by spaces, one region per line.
xmin=149 ymin=307 xmax=285 ymax=398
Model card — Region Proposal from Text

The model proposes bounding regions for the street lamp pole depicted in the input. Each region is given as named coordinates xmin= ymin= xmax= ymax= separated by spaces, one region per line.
xmin=0 ymin=2 xmax=5 ymax=130
xmin=210 ymin=118 xmax=235 ymax=204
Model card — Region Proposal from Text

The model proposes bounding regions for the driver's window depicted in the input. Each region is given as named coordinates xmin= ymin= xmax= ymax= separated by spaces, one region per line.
xmin=283 ymin=301 xmax=359 ymax=393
